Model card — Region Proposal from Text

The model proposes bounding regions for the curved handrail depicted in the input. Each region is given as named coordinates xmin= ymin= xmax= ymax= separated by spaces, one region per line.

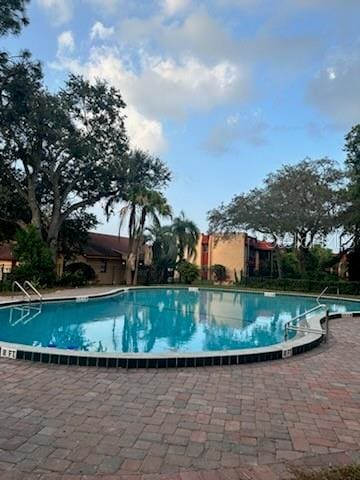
xmin=24 ymin=281 xmax=43 ymax=302
xmin=12 ymin=281 xmax=31 ymax=302
xmin=284 ymin=303 xmax=326 ymax=340
xmin=316 ymin=287 xmax=328 ymax=305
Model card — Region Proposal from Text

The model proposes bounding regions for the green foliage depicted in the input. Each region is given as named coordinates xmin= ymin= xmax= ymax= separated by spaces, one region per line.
xmin=209 ymin=159 xmax=345 ymax=247
xmin=0 ymin=0 xmax=29 ymax=36
xmin=211 ymin=264 xmax=227 ymax=282
xmin=105 ymin=149 xmax=172 ymax=286
xmin=279 ymin=246 xmax=335 ymax=280
xmin=0 ymin=280 xmax=12 ymax=292
xmin=146 ymin=213 xmax=200 ymax=285
xmin=0 ymin=56 xmax=129 ymax=258
xmin=60 ymin=261 xmax=97 ymax=287
xmin=208 ymin=158 xmax=345 ymax=278
xmin=280 ymin=251 xmax=301 ymax=278
xmin=58 ymin=212 xmax=97 ymax=261
xmin=344 ymin=125 xmax=360 ymax=280
xmin=59 ymin=271 xmax=87 ymax=288
xmin=147 ymin=225 xmax=177 ymax=284
xmin=176 ymin=260 xmax=199 ymax=284
xmin=64 ymin=262 xmax=96 ymax=282
xmin=172 ymin=211 xmax=200 ymax=262
xmin=12 ymin=225 xmax=55 ymax=287
xmin=238 ymin=277 xmax=360 ymax=296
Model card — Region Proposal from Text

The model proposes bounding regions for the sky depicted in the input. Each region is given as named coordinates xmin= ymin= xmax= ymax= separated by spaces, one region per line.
xmin=3 ymin=0 xmax=360 ymax=239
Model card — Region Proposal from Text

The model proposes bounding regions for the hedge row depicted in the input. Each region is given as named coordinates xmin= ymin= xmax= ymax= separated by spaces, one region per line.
xmin=238 ymin=277 xmax=360 ymax=296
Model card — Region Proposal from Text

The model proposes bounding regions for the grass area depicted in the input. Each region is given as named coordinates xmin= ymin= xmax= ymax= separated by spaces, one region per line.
xmin=293 ymin=465 xmax=360 ymax=480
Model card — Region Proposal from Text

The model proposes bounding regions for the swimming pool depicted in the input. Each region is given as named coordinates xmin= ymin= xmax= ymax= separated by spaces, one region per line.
xmin=1 ymin=288 xmax=359 ymax=356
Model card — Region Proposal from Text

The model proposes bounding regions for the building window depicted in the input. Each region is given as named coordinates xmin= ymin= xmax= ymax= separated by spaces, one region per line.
xmin=100 ymin=260 xmax=107 ymax=273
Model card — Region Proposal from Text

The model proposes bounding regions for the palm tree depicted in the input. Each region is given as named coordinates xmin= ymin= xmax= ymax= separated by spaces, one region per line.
xmin=105 ymin=150 xmax=172 ymax=286
xmin=146 ymin=224 xmax=177 ymax=283
xmin=132 ymin=191 xmax=172 ymax=285
xmin=171 ymin=211 xmax=200 ymax=262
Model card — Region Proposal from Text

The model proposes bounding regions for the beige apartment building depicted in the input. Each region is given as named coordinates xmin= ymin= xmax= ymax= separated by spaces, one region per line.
xmin=194 ymin=233 xmax=273 ymax=282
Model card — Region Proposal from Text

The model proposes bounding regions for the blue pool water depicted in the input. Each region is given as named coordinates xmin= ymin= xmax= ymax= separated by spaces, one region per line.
xmin=0 ymin=288 xmax=359 ymax=354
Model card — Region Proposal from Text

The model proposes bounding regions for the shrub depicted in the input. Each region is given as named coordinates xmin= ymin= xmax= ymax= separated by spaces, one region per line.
xmin=281 ymin=251 xmax=301 ymax=278
xmin=12 ymin=226 xmax=55 ymax=287
xmin=64 ymin=262 xmax=96 ymax=282
xmin=0 ymin=279 xmax=12 ymax=292
xmin=60 ymin=262 xmax=96 ymax=287
xmin=177 ymin=261 xmax=199 ymax=284
xmin=238 ymin=277 xmax=360 ymax=296
xmin=59 ymin=271 xmax=87 ymax=287
xmin=211 ymin=264 xmax=227 ymax=283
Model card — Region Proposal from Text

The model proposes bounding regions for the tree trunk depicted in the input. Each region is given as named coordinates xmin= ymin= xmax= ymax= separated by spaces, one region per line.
xmin=28 ymin=186 xmax=42 ymax=235
xmin=125 ymin=205 xmax=137 ymax=286
xmin=133 ymin=256 xmax=140 ymax=286
xmin=125 ymin=259 xmax=133 ymax=286
xmin=133 ymin=209 xmax=147 ymax=286
xmin=297 ymin=232 xmax=308 ymax=275
xmin=274 ymin=245 xmax=283 ymax=279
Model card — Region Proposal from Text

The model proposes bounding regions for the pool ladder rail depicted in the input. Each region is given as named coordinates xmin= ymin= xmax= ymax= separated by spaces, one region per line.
xmin=12 ymin=281 xmax=43 ymax=303
xmin=9 ymin=303 xmax=43 ymax=326
xmin=284 ymin=286 xmax=331 ymax=342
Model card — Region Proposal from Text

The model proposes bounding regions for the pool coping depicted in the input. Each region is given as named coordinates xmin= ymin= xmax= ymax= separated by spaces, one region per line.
xmin=0 ymin=286 xmax=359 ymax=368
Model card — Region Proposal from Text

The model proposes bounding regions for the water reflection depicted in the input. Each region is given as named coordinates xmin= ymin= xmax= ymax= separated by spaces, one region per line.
xmin=0 ymin=290 xmax=359 ymax=354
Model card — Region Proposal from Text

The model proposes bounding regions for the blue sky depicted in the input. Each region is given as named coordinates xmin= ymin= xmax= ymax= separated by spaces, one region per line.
xmin=3 ymin=0 xmax=360 ymax=237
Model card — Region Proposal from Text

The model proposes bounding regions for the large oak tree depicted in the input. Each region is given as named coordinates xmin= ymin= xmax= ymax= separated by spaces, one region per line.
xmin=344 ymin=125 xmax=360 ymax=280
xmin=0 ymin=55 xmax=129 ymax=260
xmin=208 ymin=158 xmax=346 ymax=277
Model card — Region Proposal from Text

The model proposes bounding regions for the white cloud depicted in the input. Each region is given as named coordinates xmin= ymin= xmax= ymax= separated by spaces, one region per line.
xmin=126 ymin=106 xmax=167 ymax=153
xmin=203 ymin=113 xmax=269 ymax=155
xmin=326 ymin=67 xmax=336 ymax=80
xmin=57 ymin=31 xmax=75 ymax=55
xmin=162 ymin=0 xmax=191 ymax=16
xmin=133 ymin=54 xmax=249 ymax=119
xmin=37 ymin=0 xmax=73 ymax=25
xmin=51 ymin=47 xmax=167 ymax=154
xmin=90 ymin=21 xmax=115 ymax=40
xmin=307 ymin=48 xmax=360 ymax=127
xmin=119 ymin=10 xmax=237 ymax=64
xmin=85 ymin=0 xmax=123 ymax=13
xmin=54 ymin=45 xmax=249 ymax=117
xmin=51 ymin=41 xmax=250 ymax=152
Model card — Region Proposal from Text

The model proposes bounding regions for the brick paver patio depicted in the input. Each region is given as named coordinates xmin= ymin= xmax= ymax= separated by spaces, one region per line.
xmin=0 ymin=316 xmax=359 ymax=480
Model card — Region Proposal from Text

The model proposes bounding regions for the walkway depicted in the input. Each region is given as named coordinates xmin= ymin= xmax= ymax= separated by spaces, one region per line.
xmin=0 ymin=286 xmax=119 ymax=304
xmin=0 ymin=317 xmax=359 ymax=479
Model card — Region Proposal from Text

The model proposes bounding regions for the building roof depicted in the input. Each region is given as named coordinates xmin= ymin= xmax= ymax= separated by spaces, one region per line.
xmin=256 ymin=240 xmax=274 ymax=251
xmin=0 ymin=243 xmax=14 ymax=261
xmin=84 ymin=233 xmax=130 ymax=259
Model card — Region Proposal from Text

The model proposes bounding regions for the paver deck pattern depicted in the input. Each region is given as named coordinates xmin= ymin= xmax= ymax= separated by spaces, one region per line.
xmin=0 ymin=317 xmax=359 ymax=480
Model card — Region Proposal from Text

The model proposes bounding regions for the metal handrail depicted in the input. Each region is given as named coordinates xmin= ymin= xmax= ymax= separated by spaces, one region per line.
xmin=284 ymin=304 xmax=326 ymax=341
xmin=12 ymin=281 xmax=31 ymax=302
xmin=316 ymin=287 xmax=329 ymax=305
xmin=24 ymin=281 xmax=43 ymax=302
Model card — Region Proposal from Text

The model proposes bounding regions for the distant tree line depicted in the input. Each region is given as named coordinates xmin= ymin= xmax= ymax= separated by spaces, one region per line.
xmin=208 ymin=137 xmax=360 ymax=281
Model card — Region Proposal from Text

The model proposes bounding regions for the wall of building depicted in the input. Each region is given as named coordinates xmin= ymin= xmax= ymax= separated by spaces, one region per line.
xmin=78 ymin=256 xmax=125 ymax=285
xmin=0 ymin=261 xmax=13 ymax=281
xmin=210 ymin=234 xmax=247 ymax=282
xmin=195 ymin=234 xmax=247 ymax=282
